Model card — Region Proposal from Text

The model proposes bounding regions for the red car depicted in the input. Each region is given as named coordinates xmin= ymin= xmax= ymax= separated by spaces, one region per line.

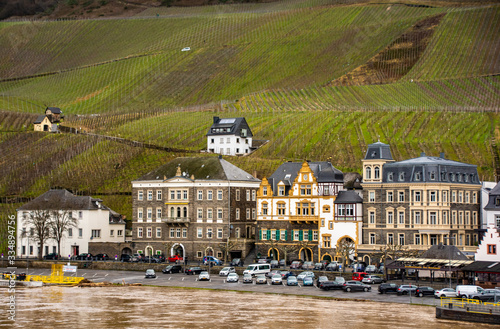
xmin=352 ymin=272 xmax=368 ymax=281
xmin=168 ymin=255 xmax=184 ymax=263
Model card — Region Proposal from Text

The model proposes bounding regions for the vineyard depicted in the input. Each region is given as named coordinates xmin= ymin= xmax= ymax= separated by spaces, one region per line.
xmin=0 ymin=0 xmax=499 ymax=253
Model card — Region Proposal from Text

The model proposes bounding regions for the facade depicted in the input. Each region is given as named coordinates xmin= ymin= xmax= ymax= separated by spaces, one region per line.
xmin=17 ymin=189 xmax=125 ymax=258
xmin=33 ymin=107 xmax=63 ymax=132
xmin=359 ymin=142 xmax=482 ymax=260
xmin=206 ymin=116 xmax=253 ymax=156
xmin=482 ymin=181 xmax=500 ymax=230
xmin=256 ymin=161 xmax=354 ymax=263
xmin=474 ymin=226 xmax=500 ymax=261
xmin=131 ymin=156 xmax=260 ymax=262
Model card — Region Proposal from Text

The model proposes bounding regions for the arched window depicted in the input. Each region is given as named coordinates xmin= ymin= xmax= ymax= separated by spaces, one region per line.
xmin=170 ymin=207 xmax=175 ymax=218
xmin=365 ymin=167 xmax=372 ymax=179
xmin=374 ymin=167 xmax=380 ymax=179
xmin=183 ymin=207 xmax=187 ymax=217
xmin=177 ymin=207 xmax=181 ymax=217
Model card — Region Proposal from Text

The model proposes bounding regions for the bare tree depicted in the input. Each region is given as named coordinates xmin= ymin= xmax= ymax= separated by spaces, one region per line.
xmin=164 ymin=241 xmax=175 ymax=259
xmin=337 ymin=238 xmax=356 ymax=271
xmin=376 ymin=244 xmax=420 ymax=264
xmin=23 ymin=210 xmax=52 ymax=260
xmin=277 ymin=244 xmax=298 ymax=268
xmin=48 ymin=210 xmax=77 ymax=259
xmin=262 ymin=239 xmax=281 ymax=260
xmin=218 ymin=239 xmax=240 ymax=263
xmin=295 ymin=240 xmax=315 ymax=262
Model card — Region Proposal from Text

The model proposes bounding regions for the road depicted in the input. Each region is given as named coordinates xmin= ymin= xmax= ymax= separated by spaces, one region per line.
xmin=2 ymin=267 xmax=442 ymax=306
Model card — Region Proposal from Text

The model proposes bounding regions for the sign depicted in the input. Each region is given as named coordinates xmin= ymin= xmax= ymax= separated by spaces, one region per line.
xmin=63 ymin=265 xmax=77 ymax=273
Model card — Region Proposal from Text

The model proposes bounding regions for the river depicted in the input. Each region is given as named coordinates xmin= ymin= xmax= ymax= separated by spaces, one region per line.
xmin=1 ymin=286 xmax=497 ymax=328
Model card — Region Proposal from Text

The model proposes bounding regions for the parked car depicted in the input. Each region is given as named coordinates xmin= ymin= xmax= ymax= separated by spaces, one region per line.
xmin=242 ymin=274 xmax=253 ymax=284
xmin=297 ymin=271 xmax=315 ymax=281
xmin=120 ymin=254 xmax=132 ymax=262
xmin=153 ymin=255 xmax=165 ymax=263
xmin=456 ymin=285 xmax=485 ymax=299
xmin=162 ymin=265 xmax=183 ymax=274
xmin=143 ymin=256 xmax=160 ymax=263
xmin=226 ymin=273 xmax=239 ymax=283
xmin=203 ymin=256 xmax=222 ymax=266
xmin=145 ymin=269 xmax=156 ymax=279
xmin=290 ymin=260 xmax=303 ymax=269
xmin=325 ymin=262 xmax=339 ymax=271
xmin=76 ymin=253 xmax=93 ymax=260
xmin=230 ymin=258 xmax=244 ymax=267
xmin=351 ymin=262 xmax=367 ymax=272
xmin=317 ymin=276 xmax=329 ymax=285
xmin=198 ymin=271 xmax=210 ymax=281
xmin=255 ymin=274 xmax=267 ymax=284
xmin=416 ymin=286 xmax=435 ymax=297
xmin=168 ymin=255 xmax=183 ymax=263
xmin=257 ymin=257 xmax=272 ymax=264
xmin=470 ymin=289 xmax=500 ymax=302
xmin=94 ymin=253 xmax=109 ymax=261
xmin=279 ymin=259 xmax=286 ymax=267
xmin=43 ymin=253 xmax=59 ymax=260
xmin=219 ymin=267 xmax=236 ymax=276
xmin=313 ymin=263 xmax=325 ymax=271
xmin=303 ymin=276 xmax=314 ymax=286
xmin=279 ymin=271 xmax=294 ymax=280
xmin=397 ymin=285 xmax=418 ymax=295
xmin=266 ymin=270 xmax=281 ymax=278
xmin=365 ymin=265 xmax=377 ymax=273
xmin=131 ymin=253 xmax=143 ymax=262
xmin=378 ymin=283 xmax=399 ymax=294
xmin=319 ymin=280 xmax=344 ymax=291
xmin=270 ymin=260 xmax=279 ymax=268
xmin=361 ymin=275 xmax=384 ymax=284
xmin=302 ymin=261 xmax=314 ymax=270
xmin=378 ymin=264 xmax=385 ymax=273
xmin=343 ymin=281 xmax=371 ymax=292
xmin=185 ymin=267 xmax=203 ymax=275
xmin=287 ymin=276 xmax=298 ymax=286
xmin=352 ymin=272 xmax=368 ymax=281
xmin=334 ymin=276 xmax=346 ymax=284
xmin=434 ymin=288 xmax=457 ymax=298
xmin=271 ymin=274 xmax=283 ymax=285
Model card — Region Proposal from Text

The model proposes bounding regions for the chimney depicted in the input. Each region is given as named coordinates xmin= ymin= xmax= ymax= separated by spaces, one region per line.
xmin=213 ymin=116 xmax=219 ymax=124
xmin=420 ymin=152 xmax=426 ymax=157
xmin=253 ymin=170 xmax=258 ymax=179
xmin=440 ymin=152 xmax=445 ymax=159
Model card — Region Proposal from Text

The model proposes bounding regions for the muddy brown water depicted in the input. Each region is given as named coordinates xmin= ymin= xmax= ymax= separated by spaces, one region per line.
xmin=1 ymin=286 xmax=498 ymax=328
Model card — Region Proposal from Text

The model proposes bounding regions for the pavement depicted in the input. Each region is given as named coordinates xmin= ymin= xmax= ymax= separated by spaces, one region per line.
xmin=1 ymin=266 xmax=442 ymax=306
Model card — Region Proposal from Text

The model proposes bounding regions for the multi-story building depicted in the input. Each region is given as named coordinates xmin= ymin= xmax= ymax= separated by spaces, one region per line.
xmin=17 ymin=189 xmax=125 ymax=258
xmin=482 ymin=181 xmax=500 ymax=230
xmin=131 ymin=156 xmax=260 ymax=262
xmin=256 ymin=161 xmax=357 ymax=263
xmin=206 ymin=116 xmax=253 ymax=156
xmin=358 ymin=142 xmax=482 ymax=261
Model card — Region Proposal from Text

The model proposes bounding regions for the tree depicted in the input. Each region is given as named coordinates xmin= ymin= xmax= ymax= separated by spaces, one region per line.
xmin=336 ymin=238 xmax=355 ymax=271
xmin=262 ymin=239 xmax=281 ymax=260
xmin=164 ymin=241 xmax=175 ymax=258
xmin=295 ymin=240 xmax=315 ymax=262
xmin=23 ymin=210 xmax=52 ymax=260
xmin=277 ymin=244 xmax=298 ymax=268
xmin=218 ymin=239 xmax=240 ymax=263
xmin=376 ymin=244 xmax=420 ymax=264
xmin=48 ymin=210 xmax=78 ymax=259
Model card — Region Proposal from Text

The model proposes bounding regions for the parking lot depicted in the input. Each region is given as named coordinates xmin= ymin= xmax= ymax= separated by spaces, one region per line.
xmin=3 ymin=266 xmax=443 ymax=306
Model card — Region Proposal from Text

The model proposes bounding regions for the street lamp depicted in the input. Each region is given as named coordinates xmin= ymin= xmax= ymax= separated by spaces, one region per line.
xmin=443 ymin=236 xmax=456 ymax=289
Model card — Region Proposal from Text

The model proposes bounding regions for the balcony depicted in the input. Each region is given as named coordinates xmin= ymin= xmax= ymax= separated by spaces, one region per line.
xmin=289 ymin=215 xmax=319 ymax=224
xmin=162 ymin=217 xmax=191 ymax=226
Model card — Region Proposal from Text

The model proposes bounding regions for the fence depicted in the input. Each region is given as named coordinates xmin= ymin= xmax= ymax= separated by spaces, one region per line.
xmin=440 ymin=297 xmax=500 ymax=315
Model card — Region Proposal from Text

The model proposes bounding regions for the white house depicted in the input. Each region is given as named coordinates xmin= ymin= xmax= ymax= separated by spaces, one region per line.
xmin=475 ymin=226 xmax=500 ymax=261
xmin=482 ymin=181 xmax=500 ymax=230
xmin=17 ymin=189 xmax=126 ymax=258
xmin=206 ymin=116 xmax=253 ymax=156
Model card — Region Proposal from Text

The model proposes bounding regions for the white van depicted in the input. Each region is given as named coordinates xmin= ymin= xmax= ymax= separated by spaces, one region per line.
xmin=456 ymin=285 xmax=484 ymax=299
xmin=243 ymin=264 xmax=271 ymax=276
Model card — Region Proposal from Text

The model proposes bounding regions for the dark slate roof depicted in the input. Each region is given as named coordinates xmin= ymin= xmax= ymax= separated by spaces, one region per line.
xmin=344 ymin=172 xmax=363 ymax=189
xmin=267 ymin=161 xmax=343 ymax=196
xmin=46 ymin=107 xmax=62 ymax=114
xmin=484 ymin=181 xmax=500 ymax=210
xmin=136 ymin=157 xmax=260 ymax=182
xmin=18 ymin=189 xmax=104 ymax=211
xmin=382 ymin=153 xmax=480 ymax=185
xmin=34 ymin=115 xmax=47 ymax=124
xmin=420 ymin=244 xmax=469 ymax=260
xmin=364 ymin=142 xmax=393 ymax=160
xmin=206 ymin=117 xmax=253 ymax=138
xmin=334 ymin=190 xmax=363 ymax=204
xmin=461 ymin=261 xmax=500 ymax=273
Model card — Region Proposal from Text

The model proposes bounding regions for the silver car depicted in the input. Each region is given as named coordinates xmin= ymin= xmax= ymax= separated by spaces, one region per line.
xmin=198 ymin=271 xmax=210 ymax=281
xmin=255 ymin=274 xmax=267 ymax=284
xmin=243 ymin=273 xmax=253 ymax=284
xmin=297 ymin=271 xmax=315 ymax=281
xmin=271 ymin=274 xmax=283 ymax=285
xmin=219 ymin=267 xmax=236 ymax=276
xmin=226 ymin=273 xmax=239 ymax=283
xmin=362 ymin=275 xmax=384 ymax=284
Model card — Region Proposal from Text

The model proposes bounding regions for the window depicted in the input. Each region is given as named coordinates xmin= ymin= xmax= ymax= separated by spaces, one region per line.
xmin=452 ymin=191 xmax=456 ymax=202
xmin=398 ymin=211 xmax=405 ymax=225
xmin=218 ymin=190 xmax=223 ymax=200
xmin=207 ymin=209 xmax=213 ymax=220
xmin=465 ymin=211 xmax=470 ymax=225
xmin=252 ymin=190 xmax=256 ymax=201
xmin=313 ymin=230 xmax=318 ymax=241
xmin=262 ymin=203 xmax=268 ymax=215
xmin=429 ymin=212 xmax=437 ymax=225
xmin=246 ymin=208 xmax=250 ymax=219
xmin=294 ymin=230 xmax=300 ymax=241
xmin=182 ymin=228 xmax=187 ymax=238
xmin=197 ymin=228 xmax=203 ymax=238
xmin=153 ymin=227 xmax=160 ymax=238
xmin=68 ymin=228 xmax=73 ymax=237
xmin=369 ymin=191 xmax=375 ymax=202
xmin=79 ymin=228 xmax=83 ymax=237
xmin=388 ymin=172 xmax=393 ymax=181
xmin=280 ymin=230 xmax=286 ymax=241
xmin=208 ymin=190 xmax=213 ymax=200
xmin=458 ymin=192 xmax=463 ymax=203
xmin=472 ymin=192 xmax=477 ymax=204
xmin=138 ymin=208 xmax=143 ymax=220
xmin=147 ymin=208 xmax=152 ymax=220
xmin=236 ymin=189 xmax=240 ymax=201
xmin=147 ymin=190 xmax=153 ymax=200
xmin=217 ymin=228 xmax=223 ymax=239
xmin=338 ymin=204 xmax=345 ymax=216
xmin=300 ymin=185 xmax=311 ymax=196
xmin=217 ymin=208 xmax=223 ymax=220
xmin=387 ymin=211 xmax=393 ymax=224
xmin=399 ymin=234 xmax=405 ymax=245
xmin=323 ymin=236 xmax=331 ymax=248
xmin=263 ymin=187 xmax=267 ymax=196
xmin=414 ymin=212 xmax=421 ymax=225
xmin=170 ymin=190 xmax=175 ymax=200
xmin=487 ymin=244 xmax=497 ymax=255
xmin=198 ymin=190 xmax=203 ymax=200
xmin=370 ymin=233 xmax=376 ymax=244
xmin=365 ymin=167 xmax=371 ymax=179
xmin=246 ymin=190 xmax=250 ymax=201
xmin=452 ymin=211 xmax=457 ymax=225
xmin=262 ymin=229 xmax=268 ymax=240
xmin=443 ymin=211 xmax=448 ymax=225
xmin=278 ymin=186 xmax=285 ymax=196
xmin=197 ymin=208 xmax=203 ymax=220
xmin=430 ymin=191 xmax=436 ymax=202
xmin=414 ymin=191 xmax=421 ymax=202
xmin=415 ymin=234 xmax=421 ymax=245
xmin=252 ymin=208 xmax=256 ymax=219
xmin=387 ymin=191 xmax=393 ymax=202
xmin=137 ymin=227 xmax=143 ymax=238
xmin=374 ymin=167 xmax=380 ymax=179
xmin=303 ymin=230 xmax=309 ymax=241
xmin=297 ymin=202 xmax=315 ymax=216
xmin=399 ymin=172 xmax=405 ymax=181
xmin=465 ymin=192 xmax=469 ymax=203
xmin=415 ymin=172 xmax=421 ymax=181
xmin=170 ymin=228 xmax=175 ymax=238
xmin=459 ymin=211 xmax=463 ymax=225
xmin=157 ymin=190 xmax=162 ymax=200
xmin=442 ymin=191 xmax=447 ymax=203
xmin=388 ymin=233 xmax=394 ymax=245
xmin=220 ymin=137 xmax=224 ymax=144
xmin=227 ymin=137 xmax=230 ymax=143
xmin=176 ymin=228 xmax=181 ymax=238
xmin=236 ymin=208 xmax=240 ymax=220
xmin=398 ymin=192 xmax=404 ymax=202
xmin=207 ymin=228 xmax=213 ymax=238
xmin=369 ymin=211 xmax=375 ymax=224
xmin=430 ymin=172 xmax=435 ymax=180
xmin=271 ymin=230 xmax=276 ymax=240
xmin=277 ymin=203 xmax=286 ymax=215
xmin=236 ymin=228 xmax=240 ymax=238
xmin=157 ymin=208 xmax=162 ymax=219
xmin=147 ymin=227 xmax=152 ymax=238
xmin=117 ymin=230 xmax=123 ymax=237
xmin=138 ymin=190 xmax=143 ymax=201
xmin=329 ymin=221 xmax=333 ymax=229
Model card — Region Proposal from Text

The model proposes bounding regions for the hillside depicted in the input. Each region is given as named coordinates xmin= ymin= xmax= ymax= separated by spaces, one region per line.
xmin=0 ymin=0 xmax=499 ymax=254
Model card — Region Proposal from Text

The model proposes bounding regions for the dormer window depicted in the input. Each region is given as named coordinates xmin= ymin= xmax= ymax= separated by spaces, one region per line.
xmin=496 ymin=197 xmax=500 ymax=206
xmin=415 ymin=172 xmax=421 ymax=181
xmin=371 ymin=151 xmax=377 ymax=158
xmin=430 ymin=172 xmax=435 ymax=180
xmin=470 ymin=174 xmax=475 ymax=182
xmin=441 ymin=172 xmax=446 ymax=181
xmin=388 ymin=172 xmax=393 ymax=181
xmin=464 ymin=174 xmax=468 ymax=182
xmin=278 ymin=186 xmax=285 ymax=196
xmin=457 ymin=174 xmax=462 ymax=182
xmin=450 ymin=173 xmax=455 ymax=181
xmin=399 ymin=172 xmax=405 ymax=181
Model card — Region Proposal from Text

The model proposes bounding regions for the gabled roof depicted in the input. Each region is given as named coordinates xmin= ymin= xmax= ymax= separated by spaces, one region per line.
xmin=46 ymin=107 xmax=62 ymax=114
xmin=461 ymin=261 xmax=500 ymax=273
xmin=364 ymin=142 xmax=393 ymax=160
xmin=34 ymin=115 xmax=48 ymax=124
xmin=135 ymin=157 xmax=260 ymax=182
xmin=484 ymin=181 xmax=500 ymax=210
xmin=420 ymin=244 xmax=469 ymax=260
xmin=334 ymin=190 xmax=362 ymax=203
xmin=206 ymin=117 xmax=253 ymax=137
xmin=18 ymin=189 xmax=104 ymax=211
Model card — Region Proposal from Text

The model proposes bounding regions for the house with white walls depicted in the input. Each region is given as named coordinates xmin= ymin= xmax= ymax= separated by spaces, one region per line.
xmin=206 ymin=117 xmax=253 ymax=156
